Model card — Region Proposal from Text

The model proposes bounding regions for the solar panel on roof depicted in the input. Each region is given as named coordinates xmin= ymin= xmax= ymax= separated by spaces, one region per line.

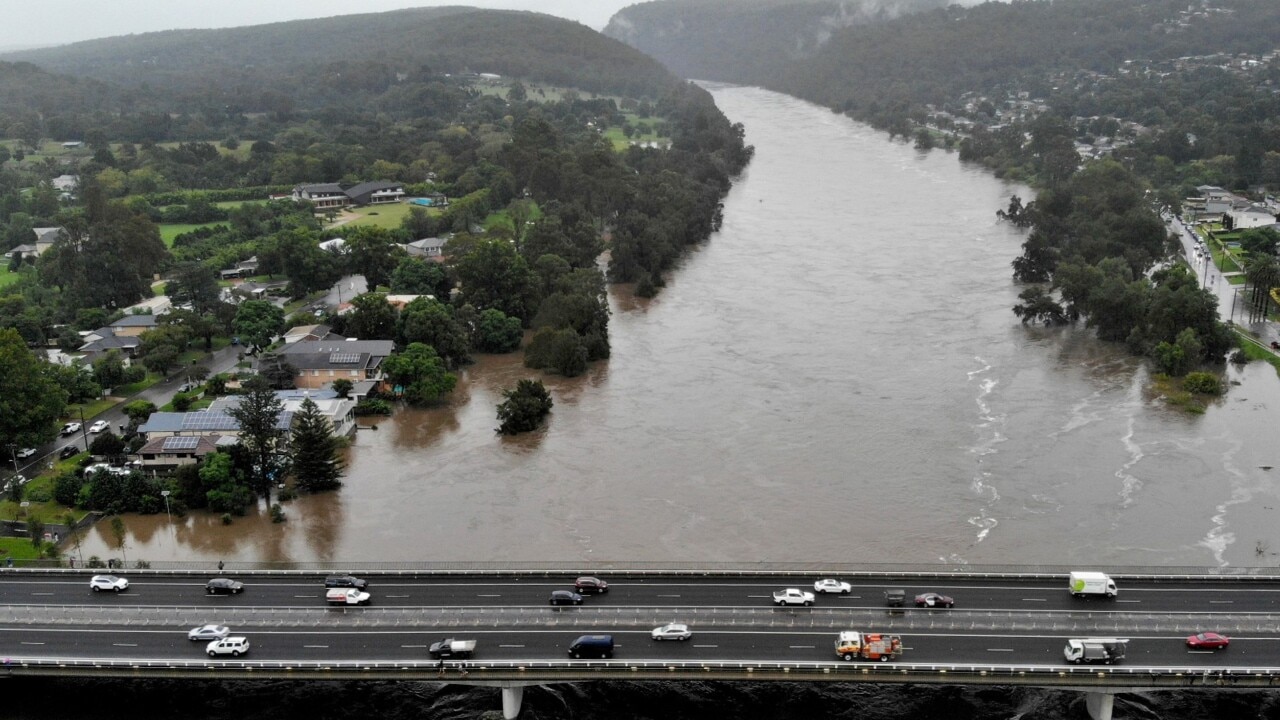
xmin=180 ymin=413 xmax=237 ymax=431
xmin=163 ymin=436 xmax=200 ymax=450
xmin=329 ymin=352 xmax=361 ymax=364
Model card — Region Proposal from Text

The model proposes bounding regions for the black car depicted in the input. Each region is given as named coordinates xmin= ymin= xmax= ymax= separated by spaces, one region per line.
xmin=59 ymin=445 xmax=82 ymax=460
xmin=324 ymin=575 xmax=368 ymax=590
xmin=206 ymin=578 xmax=245 ymax=595
xmin=574 ymin=576 xmax=609 ymax=594
xmin=549 ymin=590 xmax=583 ymax=606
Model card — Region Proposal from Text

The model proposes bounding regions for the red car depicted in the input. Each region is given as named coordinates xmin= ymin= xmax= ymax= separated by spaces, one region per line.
xmin=914 ymin=592 xmax=954 ymax=608
xmin=1186 ymin=632 xmax=1230 ymax=649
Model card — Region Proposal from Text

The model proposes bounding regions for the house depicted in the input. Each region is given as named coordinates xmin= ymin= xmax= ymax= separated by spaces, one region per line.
xmin=136 ymin=434 xmax=225 ymax=473
xmin=278 ymin=339 xmax=395 ymax=390
xmin=292 ymin=183 xmax=349 ymax=210
xmin=122 ymin=296 xmax=172 ymax=316
xmin=60 ymin=141 xmax=84 ymax=149
xmin=7 ymin=226 xmax=66 ymax=259
xmin=344 ymin=181 xmax=404 ymax=206
xmin=1228 ymin=204 xmax=1277 ymax=230
xmin=209 ymin=392 xmax=357 ymax=437
xmin=318 ymin=237 xmax=346 ymax=253
xmin=137 ymin=409 xmax=295 ymax=441
xmin=384 ymin=295 xmax=429 ymax=310
xmin=283 ymin=324 xmax=338 ymax=345
xmin=108 ymin=314 xmax=161 ymax=337
xmin=404 ymin=236 xmax=448 ymax=259
xmin=77 ymin=327 xmax=142 ymax=361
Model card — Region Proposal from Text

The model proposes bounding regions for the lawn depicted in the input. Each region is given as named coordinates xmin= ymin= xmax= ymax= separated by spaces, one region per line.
xmin=0 ymin=266 xmax=27 ymax=288
xmin=1233 ymin=329 xmax=1280 ymax=376
xmin=336 ymin=202 xmax=417 ymax=230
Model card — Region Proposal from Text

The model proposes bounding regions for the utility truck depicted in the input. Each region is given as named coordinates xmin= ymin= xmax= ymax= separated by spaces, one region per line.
xmin=773 ymin=588 xmax=815 ymax=606
xmin=428 ymin=638 xmax=477 ymax=659
xmin=1063 ymin=638 xmax=1127 ymax=665
xmin=1068 ymin=571 xmax=1117 ymax=598
xmin=834 ymin=631 xmax=903 ymax=661
xmin=326 ymin=588 xmax=372 ymax=606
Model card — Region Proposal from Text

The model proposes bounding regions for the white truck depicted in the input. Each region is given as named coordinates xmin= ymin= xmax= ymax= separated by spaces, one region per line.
xmin=326 ymin=588 xmax=372 ymax=606
xmin=834 ymin=631 xmax=903 ymax=662
xmin=428 ymin=638 xmax=477 ymax=659
xmin=1068 ymin=571 xmax=1117 ymax=598
xmin=772 ymin=588 xmax=815 ymax=606
xmin=1064 ymin=638 xmax=1127 ymax=665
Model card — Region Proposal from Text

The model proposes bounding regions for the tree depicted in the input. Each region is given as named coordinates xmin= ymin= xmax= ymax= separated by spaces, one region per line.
xmin=123 ymin=400 xmax=158 ymax=425
xmin=451 ymin=238 xmax=535 ymax=321
xmin=199 ymin=451 xmax=253 ymax=515
xmin=343 ymin=292 xmax=397 ymax=340
xmin=63 ymin=511 xmax=83 ymax=566
xmin=90 ymin=432 xmax=126 ymax=462
xmin=389 ymin=256 xmax=450 ymax=297
xmin=382 ymin=342 xmax=457 ymax=406
xmin=496 ymin=379 xmax=553 ymax=435
xmin=233 ymin=300 xmax=285 ymax=352
xmin=1012 ymin=286 xmax=1067 ymax=325
xmin=343 ymin=226 xmax=404 ymax=290
xmin=473 ymin=308 xmax=524 ymax=353
xmin=108 ymin=516 xmax=128 ymax=566
xmin=290 ymin=397 xmax=343 ymax=493
xmin=0 ymin=328 xmax=68 ymax=450
xmin=92 ymin=350 xmax=128 ymax=390
xmin=331 ymin=378 xmax=354 ymax=398
xmin=256 ymin=353 xmax=298 ymax=390
xmin=167 ymin=262 xmax=221 ymax=313
xmin=397 ymin=296 xmax=469 ymax=367
xmin=226 ymin=378 xmax=288 ymax=501
xmin=141 ymin=345 xmax=179 ymax=375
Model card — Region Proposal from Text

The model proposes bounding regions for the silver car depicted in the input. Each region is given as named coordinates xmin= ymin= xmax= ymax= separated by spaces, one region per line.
xmin=188 ymin=624 xmax=231 ymax=641
xmin=651 ymin=623 xmax=692 ymax=641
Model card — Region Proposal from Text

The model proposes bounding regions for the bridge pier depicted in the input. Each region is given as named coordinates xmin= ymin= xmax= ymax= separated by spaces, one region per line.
xmin=501 ymin=684 xmax=525 ymax=719
xmin=1084 ymin=690 xmax=1114 ymax=720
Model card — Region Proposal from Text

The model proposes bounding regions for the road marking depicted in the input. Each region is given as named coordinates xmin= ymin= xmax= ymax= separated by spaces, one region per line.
xmin=1187 ymin=650 xmax=1218 ymax=654
xmin=293 ymin=595 xmax=318 ymax=598
xmin=1022 ymin=598 xmax=1047 ymax=602
xmin=1116 ymin=599 xmax=1140 ymax=603
xmin=30 ymin=592 xmax=53 ymax=596
xmin=303 ymin=645 xmax=329 ymax=648
xmin=789 ymin=645 xmax=815 ymax=649
xmin=112 ymin=643 xmax=137 ymax=647
xmin=401 ymin=644 xmax=429 ymax=648
xmin=20 ymin=642 xmax=44 ymax=645
xmin=499 ymin=644 xmax=525 ymax=648
xmin=657 ymin=594 xmax=681 ymax=598
xmin=987 ymin=648 xmax=1014 ymax=652
xmin=386 ymin=594 xmax=410 ymax=598
xmin=693 ymin=644 xmax=718 ymax=648
xmin=476 ymin=594 xmax=502 ymax=597
xmin=747 ymin=595 xmax=771 ymax=598
xmin=1209 ymin=600 xmax=1233 ymax=604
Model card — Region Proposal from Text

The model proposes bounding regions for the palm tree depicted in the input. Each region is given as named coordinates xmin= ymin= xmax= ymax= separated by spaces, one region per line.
xmin=1243 ymin=255 xmax=1280 ymax=322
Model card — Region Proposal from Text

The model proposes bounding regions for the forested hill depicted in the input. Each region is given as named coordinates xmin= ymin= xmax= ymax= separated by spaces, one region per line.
xmin=603 ymin=0 xmax=951 ymax=83
xmin=3 ymin=8 xmax=681 ymax=106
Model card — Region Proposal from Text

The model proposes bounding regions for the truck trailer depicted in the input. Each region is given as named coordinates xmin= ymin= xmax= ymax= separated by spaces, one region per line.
xmin=1068 ymin=571 xmax=1117 ymax=598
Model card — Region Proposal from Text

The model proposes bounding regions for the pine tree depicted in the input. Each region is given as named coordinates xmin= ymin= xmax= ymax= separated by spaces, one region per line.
xmin=290 ymin=397 xmax=343 ymax=492
xmin=227 ymin=377 xmax=287 ymax=500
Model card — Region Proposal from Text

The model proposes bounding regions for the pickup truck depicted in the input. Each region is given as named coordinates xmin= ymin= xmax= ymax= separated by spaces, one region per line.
xmin=326 ymin=588 xmax=371 ymax=606
xmin=428 ymin=638 xmax=477 ymax=659
xmin=772 ymin=588 xmax=815 ymax=606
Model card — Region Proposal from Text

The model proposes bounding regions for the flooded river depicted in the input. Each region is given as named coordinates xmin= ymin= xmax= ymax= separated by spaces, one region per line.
xmin=78 ymin=86 xmax=1280 ymax=568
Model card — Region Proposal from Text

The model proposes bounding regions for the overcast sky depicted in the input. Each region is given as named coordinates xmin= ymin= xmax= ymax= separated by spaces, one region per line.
xmin=0 ymin=0 xmax=633 ymax=50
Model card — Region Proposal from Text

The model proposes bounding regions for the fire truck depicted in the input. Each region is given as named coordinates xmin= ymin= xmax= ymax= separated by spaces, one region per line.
xmin=834 ymin=631 xmax=903 ymax=661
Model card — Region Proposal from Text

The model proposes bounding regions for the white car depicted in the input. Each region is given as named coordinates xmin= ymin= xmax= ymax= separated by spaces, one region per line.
xmin=188 ymin=624 xmax=231 ymax=641
xmin=61 ymin=422 xmax=82 ymax=436
xmin=88 ymin=420 xmax=110 ymax=434
xmin=16 ymin=448 xmax=36 ymax=459
xmin=207 ymin=636 xmax=250 ymax=657
xmin=651 ymin=623 xmax=692 ymax=641
xmin=89 ymin=574 xmax=129 ymax=592
xmin=814 ymin=578 xmax=852 ymax=594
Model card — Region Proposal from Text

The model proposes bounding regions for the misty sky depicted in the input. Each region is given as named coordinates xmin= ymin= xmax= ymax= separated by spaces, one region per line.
xmin=0 ymin=0 xmax=634 ymax=49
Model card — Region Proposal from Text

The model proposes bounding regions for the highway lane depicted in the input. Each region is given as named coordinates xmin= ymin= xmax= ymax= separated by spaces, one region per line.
xmin=6 ymin=573 xmax=1280 ymax=614
xmin=1 ymin=625 xmax=1269 ymax=669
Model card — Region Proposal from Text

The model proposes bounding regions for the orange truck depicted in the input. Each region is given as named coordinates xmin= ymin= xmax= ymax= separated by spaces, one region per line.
xmin=834 ymin=631 xmax=903 ymax=661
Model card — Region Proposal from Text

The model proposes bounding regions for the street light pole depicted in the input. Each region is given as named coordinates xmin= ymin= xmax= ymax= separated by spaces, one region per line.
xmin=161 ymin=490 xmax=172 ymax=525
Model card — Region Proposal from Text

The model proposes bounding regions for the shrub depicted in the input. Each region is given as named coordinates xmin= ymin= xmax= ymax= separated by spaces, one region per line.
xmin=354 ymin=398 xmax=392 ymax=416
xmin=1183 ymin=372 xmax=1223 ymax=395
xmin=270 ymin=503 xmax=286 ymax=523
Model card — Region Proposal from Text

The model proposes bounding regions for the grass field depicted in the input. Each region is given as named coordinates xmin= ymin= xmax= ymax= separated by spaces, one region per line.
xmin=602 ymin=112 xmax=669 ymax=152
xmin=159 ymin=222 xmax=224 ymax=246
xmin=0 ymin=266 xmax=28 ymax=288
xmin=335 ymin=202 xmax=418 ymax=230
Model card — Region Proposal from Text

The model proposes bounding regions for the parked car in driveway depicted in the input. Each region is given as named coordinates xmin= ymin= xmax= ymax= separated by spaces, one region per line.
xmin=188 ymin=624 xmax=231 ymax=641
xmin=1186 ymin=632 xmax=1230 ymax=649
xmin=88 ymin=420 xmax=110 ymax=433
xmin=206 ymin=578 xmax=245 ymax=595
xmin=206 ymin=637 xmax=250 ymax=657
xmin=89 ymin=575 xmax=129 ymax=592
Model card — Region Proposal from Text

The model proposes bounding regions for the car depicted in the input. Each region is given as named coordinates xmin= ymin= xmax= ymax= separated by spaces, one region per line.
xmin=206 ymin=636 xmax=250 ymax=658
xmin=814 ymin=578 xmax=852 ymax=594
xmin=88 ymin=420 xmax=110 ymax=434
xmin=651 ymin=623 xmax=692 ymax=641
xmin=324 ymin=575 xmax=368 ymax=590
xmin=549 ymin=590 xmax=584 ymax=606
xmin=206 ymin=577 xmax=245 ymax=595
xmin=176 ymin=382 xmax=196 ymax=393
xmin=89 ymin=574 xmax=129 ymax=592
xmin=60 ymin=422 xmax=82 ymax=436
xmin=914 ymin=592 xmax=955 ymax=608
xmin=59 ymin=445 xmax=81 ymax=460
xmin=1186 ymin=632 xmax=1230 ymax=649
xmin=574 ymin=576 xmax=608 ymax=594
xmin=16 ymin=447 xmax=36 ymax=459
xmin=188 ymin=624 xmax=231 ymax=641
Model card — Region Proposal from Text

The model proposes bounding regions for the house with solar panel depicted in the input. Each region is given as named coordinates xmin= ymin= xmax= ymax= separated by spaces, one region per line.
xmin=277 ymin=339 xmax=396 ymax=391
xmin=208 ymin=393 xmax=357 ymax=437
xmin=135 ymin=435 xmax=226 ymax=472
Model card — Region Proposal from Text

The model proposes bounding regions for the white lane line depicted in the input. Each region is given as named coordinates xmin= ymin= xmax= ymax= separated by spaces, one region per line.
xmin=476 ymin=594 xmax=502 ymax=597
xmin=112 ymin=643 xmax=137 ymax=647
xmin=747 ymin=595 xmax=771 ymax=598
xmin=1116 ymin=599 xmax=1140 ymax=603
xmin=303 ymin=645 xmax=329 ymax=648
xmin=30 ymin=592 xmax=54 ymax=596
xmin=843 ymin=596 xmax=861 ymax=599
xmin=693 ymin=644 xmax=718 ymax=648
xmin=1187 ymin=650 xmax=1218 ymax=654
xmin=499 ymin=644 xmax=525 ymax=648
xmin=1209 ymin=600 xmax=1233 ymax=604
xmin=293 ymin=595 xmax=318 ymax=598
xmin=789 ymin=645 xmax=815 ymax=649
xmin=386 ymin=594 xmax=410 ymax=598
xmin=401 ymin=644 xmax=428 ymax=648
xmin=1022 ymin=598 xmax=1047 ymax=602
xmin=20 ymin=642 xmax=45 ymax=645
xmin=987 ymin=648 xmax=1014 ymax=652
xmin=657 ymin=594 xmax=681 ymax=598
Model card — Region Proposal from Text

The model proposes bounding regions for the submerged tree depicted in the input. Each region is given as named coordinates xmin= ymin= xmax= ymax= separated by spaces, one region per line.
xmin=290 ymin=397 xmax=343 ymax=492
xmin=496 ymin=379 xmax=553 ymax=435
